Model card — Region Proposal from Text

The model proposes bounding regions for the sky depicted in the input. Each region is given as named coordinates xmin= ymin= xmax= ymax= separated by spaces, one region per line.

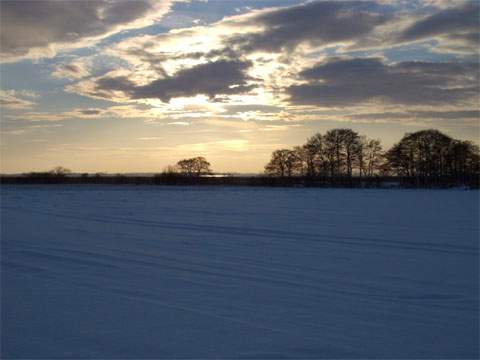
xmin=0 ymin=0 xmax=479 ymax=174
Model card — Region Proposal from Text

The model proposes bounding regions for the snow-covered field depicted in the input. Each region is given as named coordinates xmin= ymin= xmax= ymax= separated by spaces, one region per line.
xmin=1 ymin=185 xmax=478 ymax=359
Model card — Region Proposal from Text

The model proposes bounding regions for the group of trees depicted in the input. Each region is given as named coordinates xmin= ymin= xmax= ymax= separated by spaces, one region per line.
xmin=265 ymin=129 xmax=385 ymax=177
xmin=265 ymin=128 xmax=479 ymax=179
xmin=386 ymin=130 xmax=479 ymax=177
xmin=22 ymin=166 xmax=72 ymax=179
xmin=163 ymin=157 xmax=212 ymax=177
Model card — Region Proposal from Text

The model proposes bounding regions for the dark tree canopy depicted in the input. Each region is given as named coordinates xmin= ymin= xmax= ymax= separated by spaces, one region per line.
xmin=386 ymin=129 xmax=479 ymax=177
xmin=265 ymin=128 xmax=479 ymax=180
xmin=176 ymin=157 xmax=212 ymax=176
xmin=265 ymin=149 xmax=299 ymax=177
xmin=265 ymin=128 xmax=384 ymax=178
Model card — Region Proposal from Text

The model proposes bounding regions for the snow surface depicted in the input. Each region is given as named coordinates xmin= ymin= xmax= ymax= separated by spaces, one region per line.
xmin=1 ymin=185 xmax=479 ymax=359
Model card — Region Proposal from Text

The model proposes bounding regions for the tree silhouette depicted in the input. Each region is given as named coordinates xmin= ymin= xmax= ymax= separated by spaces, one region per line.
xmin=318 ymin=129 xmax=361 ymax=177
xmin=265 ymin=149 xmax=299 ymax=177
xmin=177 ymin=157 xmax=212 ymax=176
xmin=385 ymin=129 xmax=479 ymax=178
xmin=357 ymin=137 xmax=383 ymax=177
xmin=303 ymin=133 xmax=325 ymax=176
xmin=264 ymin=127 xmax=479 ymax=183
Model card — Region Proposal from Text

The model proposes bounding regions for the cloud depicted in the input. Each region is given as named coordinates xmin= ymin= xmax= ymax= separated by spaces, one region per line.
xmin=59 ymin=1 xmax=400 ymax=109
xmin=398 ymin=2 xmax=479 ymax=53
xmin=348 ymin=110 xmax=480 ymax=121
xmin=400 ymin=2 xmax=478 ymax=42
xmin=1 ymin=123 xmax=63 ymax=136
xmin=0 ymin=90 xmax=37 ymax=109
xmin=4 ymin=107 xmax=110 ymax=122
xmin=74 ymin=59 xmax=256 ymax=102
xmin=224 ymin=104 xmax=281 ymax=114
xmin=95 ymin=1 xmax=392 ymax=85
xmin=137 ymin=137 xmax=163 ymax=141
xmin=0 ymin=0 xmax=174 ymax=62
xmin=287 ymin=57 xmax=479 ymax=106
xmin=109 ymin=0 xmax=389 ymax=63
xmin=227 ymin=1 xmax=389 ymax=53
xmin=12 ymin=90 xmax=39 ymax=99
xmin=345 ymin=109 xmax=480 ymax=128
xmin=131 ymin=60 xmax=256 ymax=101
xmin=4 ymin=103 xmax=211 ymax=123
xmin=7 ymin=112 xmax=67 ymax=122
xmin=51 ymin=61 xmax=91 ymax=80
xmin=167 ymin=122 xmax=190 ymax=126
xmin=78 ymin=109 xmax=103 ymax=116
xmin=10 ymin=0 xmax=478 ymax=132
xmin=174 ymin=139 xmax=251 ymax=153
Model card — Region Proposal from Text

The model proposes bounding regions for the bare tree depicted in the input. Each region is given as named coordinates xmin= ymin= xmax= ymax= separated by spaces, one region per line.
xmin=342 ymin=129 xmax=360 ymax=177
xmin=293 ymin=146 xmax=308 ymax=176
xmin=303 ymin=133 xmax=324 ymax=176
xmin=323 ymin=130 xmax=342 ymax=177
xmin=359 ymin=138 xmax=383 ymax=176
xmin=265 ymin=149 xmax=299 ymax=177
xmin=323 ymin=129 xmax=360 ymax=177
xmin=177 ymin=157 xmax=212 ymax=176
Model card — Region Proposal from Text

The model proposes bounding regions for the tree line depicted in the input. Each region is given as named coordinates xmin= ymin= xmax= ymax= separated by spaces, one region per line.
xmin=1 ymin=129 xmax=478 ymax=188
xmin=265 ymin=129 xmax=479 ymax=180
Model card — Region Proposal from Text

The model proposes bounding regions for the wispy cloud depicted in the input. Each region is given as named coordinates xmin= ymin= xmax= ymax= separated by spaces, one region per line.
xmin=51 ymin=60 xmax=92 ymax=80
xmin=167 ymin=122 xmax=190 ymax=126
xmin=137 ymin=137 xmax=164 ymax=141
xmin=0 ymin=90 xmax=38 ymax=110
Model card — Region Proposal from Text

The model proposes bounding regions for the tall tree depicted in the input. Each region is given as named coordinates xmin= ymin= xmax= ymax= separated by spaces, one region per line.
xmin=342 ymin=129 xmax=361 ymax=176
xmin=323 ymin=130 xmax=342 ymax=177
xmin=323 ymin=129 xmax=360 ymax=177
xmin=360 ymin=138 xmax=383 ymax=176
xmin=303 ymin=133 xmax=324 ymax=176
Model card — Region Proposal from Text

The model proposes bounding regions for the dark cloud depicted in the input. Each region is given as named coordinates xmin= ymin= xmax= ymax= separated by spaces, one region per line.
xmin=108 ymin=1 xmax=389 ymax=71
xmin=79 ymin=109 xmax=102 ymax=116
xmin=399 ymin=2 xmax=479 ymax=45
xmin=445 ymin=32 xmax=479 ymax=45
xmin=96 ymin=76 xmax=136 ymax=94
xmin=287 ymin=57 xmax=479 ymax=106
xmin=0 ymin=0 xmax=167 ymax=60
xmin=349 ymin=110 xmax=480 ymax=120
xmin=63 ymin=64 xmax=82 ymax=74
xmin=51 ymin=62 xmax=90 ymax=80
xmin=228 ymin=1 xmax=389 ymax=53
xmin=93 ymin=60 xmax=256 ymax=102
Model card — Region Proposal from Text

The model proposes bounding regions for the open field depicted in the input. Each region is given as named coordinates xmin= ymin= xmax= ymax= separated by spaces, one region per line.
xmin=1 ymin=186 xmax=478 ymax=358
